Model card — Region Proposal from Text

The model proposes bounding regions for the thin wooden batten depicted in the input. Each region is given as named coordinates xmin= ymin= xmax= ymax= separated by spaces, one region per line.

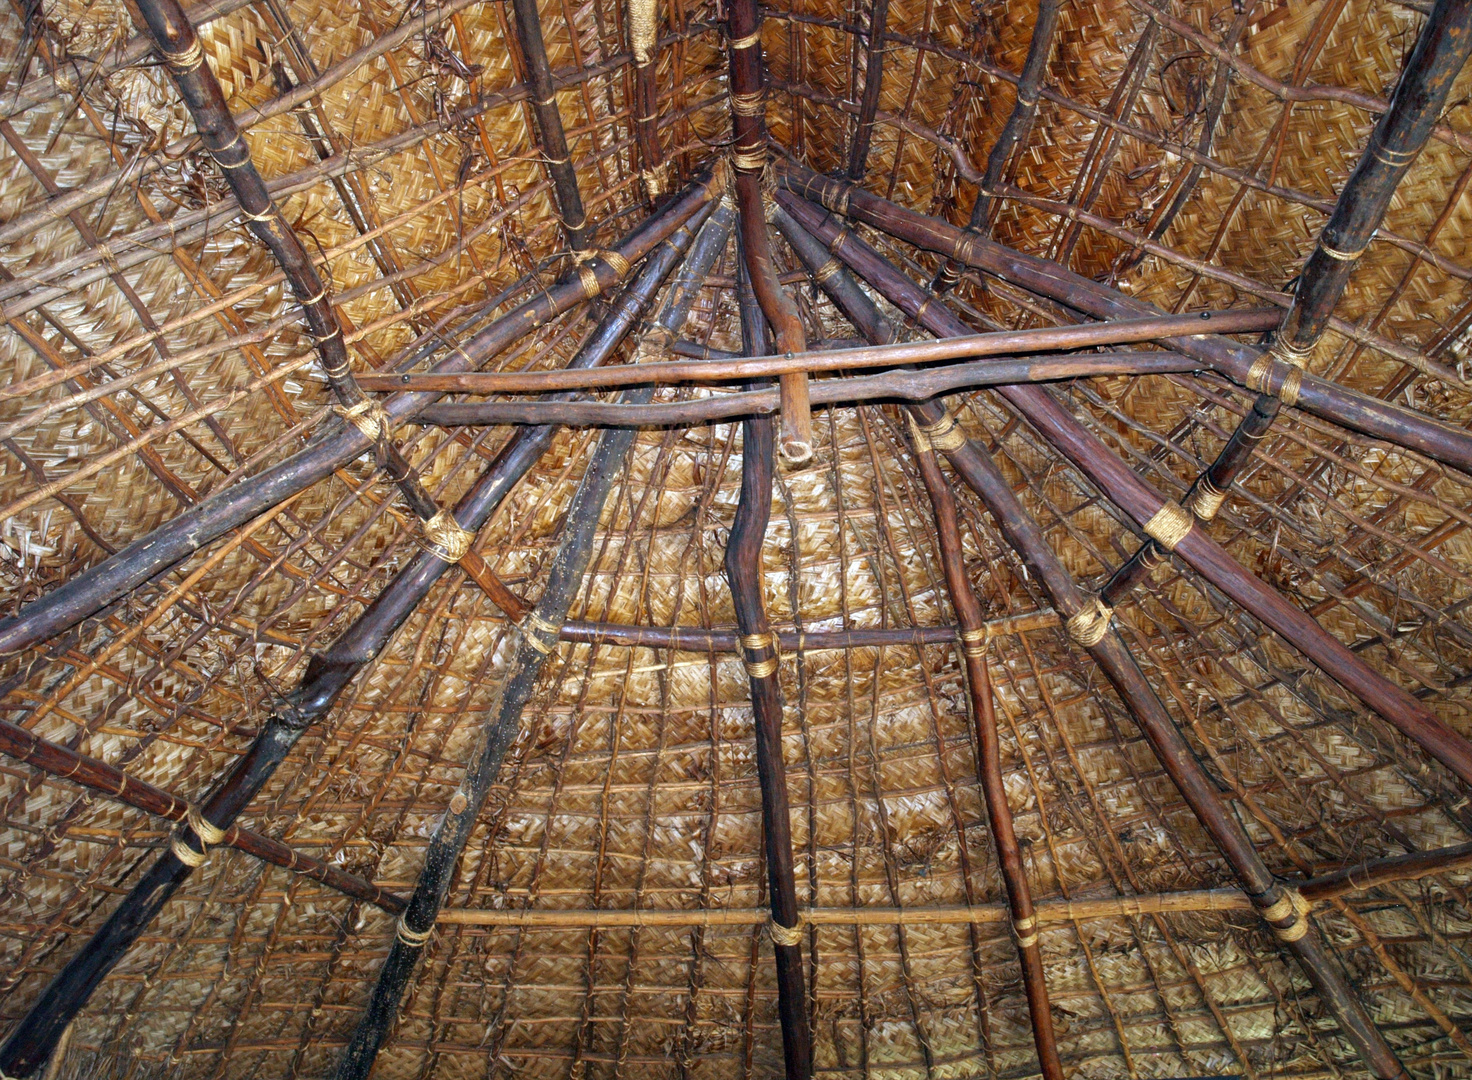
xmin=437 ymin=841 xmax=1472 ymax=925
xmin=330 ymin=204 xmax=735 ymax=1080
xmin=0 ymin=179 xmax=717 ymax=661
xmin=1103 ymin=0 xmax=1472 ymax=606
xmin=771 ymin=201 xmax=1414 ymax=1080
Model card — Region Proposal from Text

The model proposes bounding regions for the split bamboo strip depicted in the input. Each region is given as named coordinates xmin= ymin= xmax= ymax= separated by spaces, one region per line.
xmin=360 ymin=309 xmax=1276 ymax=392
xmin=772 ymin=201 xmax=1415 ymax=1080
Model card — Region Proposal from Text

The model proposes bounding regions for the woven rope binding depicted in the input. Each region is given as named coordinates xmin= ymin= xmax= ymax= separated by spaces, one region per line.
xmin=769 ymin=916 xmax=803 ymax=946
xmin=420 ymin=510 xmax=474 ymax=563
xmin=1143 ymin=502 xmax=1193 ymax=551
xmin=1066 ymin=598 xmax=1112 ymax=647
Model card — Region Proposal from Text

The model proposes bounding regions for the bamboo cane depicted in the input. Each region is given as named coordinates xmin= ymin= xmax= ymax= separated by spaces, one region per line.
xmin=931 ymin=0 xmax=1060 ymax=292
xmin=721 ymin=260 xmax=812 ymax=1080
xmin=775 ymin=161 xmax=1472 ymax=479
xmin=772 ymin=200 xmax=1414 ymax=1080
xmin=360 ymin=309 xmax=1275 ymax=393
xmin=0 ymin=179 xmax=717 ymax=661
xmin=508 ymin=0 xmax=591 ymax=250
xmin=913 ymin=438 xmax=1064 ymax=1080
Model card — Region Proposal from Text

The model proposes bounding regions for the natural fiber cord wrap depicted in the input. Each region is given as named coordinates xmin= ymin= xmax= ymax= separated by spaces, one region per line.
xmin=1259 ymin=888 xmax=1312 ymax=943
xmin=524 ymin=612 xmax=563 ymax=655
xmin=1013 ymin=914 xmax=1039 ymax=949
xmin=1143 ymin=502 xmax=1193 ymax=551
xmin=396 ymin=917 xmax=434 ymax=948
xmin=335 ymin=400 xmax=393 ymax=442
xmin=169 ymin=805 xmax=225 ymax=868
xmin=420 ymin=511 xmax=475 ymax=563
xmin=1188 ymin=478 xmax=1228 ymax=521
xmin=917 ymin=411 xmax=967 ymax=453
xmin=1067 ymin=598 xmax=1113 ymax=647
xmin=741 ymin=632 xmax=780 ymax=679
xmin=628 ymin=0 xmax=658 ymax=64
xmin=769 ymin=916 xmax=803 ymax=946
xmin=958 ymin=626 xmax=988 ymax=659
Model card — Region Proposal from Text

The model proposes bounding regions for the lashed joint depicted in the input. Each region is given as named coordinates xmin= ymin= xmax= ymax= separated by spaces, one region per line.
xmin=915 ymin=411 xmax=966 ymax=453
xmin=1143 ymin=502 xmax=1193 ymax=551
xmin=419 ymin=510 xmax=475 ymax=564
xmin=1258 ymin=887 xmax=1312 ymax=944
xmin=169 ymin=805 xmax=226 ymax=868
xmin=741 ymin=631 xmax=780 ymax=679
xmin=1066 ymin=597 xmax=1112 ymax=647
xmin=524 ymin=611 xmax=562 ymax=655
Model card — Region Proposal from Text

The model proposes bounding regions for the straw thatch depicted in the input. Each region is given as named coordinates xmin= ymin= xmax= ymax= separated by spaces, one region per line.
xmin=0 ymin=0 xmax=1470 ymax=1076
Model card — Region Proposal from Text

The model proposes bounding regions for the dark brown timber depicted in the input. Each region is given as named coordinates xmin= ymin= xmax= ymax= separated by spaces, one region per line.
xmin=1107 ymin=0 xmax=1472 ymax=606
xmin=724 ymin=261 xmax=812 ymax=1080
xmin=778 ymin=185 xmax=1472 ymax=795
xmin=0 ymin=716 xmax=405 ymax=914
xmin=131 ymin=0 xmax=526 ymax=617
xmin=0 ymin=178 xmax=717 ymax=659
xmin=1278 ymin=0 xmax=1472 ymax=354
xmin=774 ymin=202 xmax=1412 ymax=1079
xmin=331 ymin=201 xmax=734 ymax=1080
xmin=508 ymin=0 xmax=591 ymax=249
xmin=931 ymin=0 xmax=1060 ymax=291
xmin=629 ymin=0 xmax=668 ymax=199
xmin=777 ymin=161 xmax=1472 ymax=478
xmin=360 ymin=309 xmax=1274 ymax=393
xmin=846 ymin=0 xmax=891 ymax=179
xmin=0 ymin=203 xmax=720 ymax=1080
xmin=411 ymin=351 xmax=1200 ymax=426
xmin=912 ymin=440 xmax=1064 ymax=1080
xmin=729 ymin=0 xmax=813 ymax=463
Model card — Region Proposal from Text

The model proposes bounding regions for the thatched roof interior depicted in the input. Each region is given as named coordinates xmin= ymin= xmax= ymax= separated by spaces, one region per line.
xmin=1 ymin=0 xmax=1471 ymax=1075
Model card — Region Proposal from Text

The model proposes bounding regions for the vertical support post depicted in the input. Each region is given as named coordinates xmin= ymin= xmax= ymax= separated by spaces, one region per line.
xmin=846 ymin=0 xmax=890 ymax=181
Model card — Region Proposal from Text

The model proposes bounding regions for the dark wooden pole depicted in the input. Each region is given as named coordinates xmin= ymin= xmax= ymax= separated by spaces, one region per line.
xmin=772 ymin=205 xmax=1412 ymax=1080
xmin=931 ymin=0 xmax=1060 ymax=292
xmin=0 ymin=206 xmax=718 ymax=1080
xmin=0 ymin=716 xmax=405 ymax=913
xmin=722 ymin=260 xmax=812 ymax=1080
xmin=556 ymin=611 xmax=1058 ymax=650
xmin=776 ymin=161 xmax=1472 ymax=478
xmin=1105 ymin=0 xmax=1472 ymax=606
xmin=628 ymin=0 xmax=668 ymax=200
xmin=132 ymin=0 xmax=520 ymax=614
xmin=0 ymin=178 xmax=717 ymax=660
xmin=361 ymin=308 xmax=1276 ymax=394
xmin=411 ymin=350 xmax=1200 ymax=426
xmin=330 ymin=204 xmax=734 ymax=1080
xmin=728 ymin=0 xmax=813 ymax=464
xmin=846 ymin=0 xmax=891 ymax=180
xmin=508 ymin=0 xmax=591 ymax=250
xmin=912 ymin=442 xmax=1064 ymax=1080
xmin=778 ymin=187 xmax=1472 ymax=794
